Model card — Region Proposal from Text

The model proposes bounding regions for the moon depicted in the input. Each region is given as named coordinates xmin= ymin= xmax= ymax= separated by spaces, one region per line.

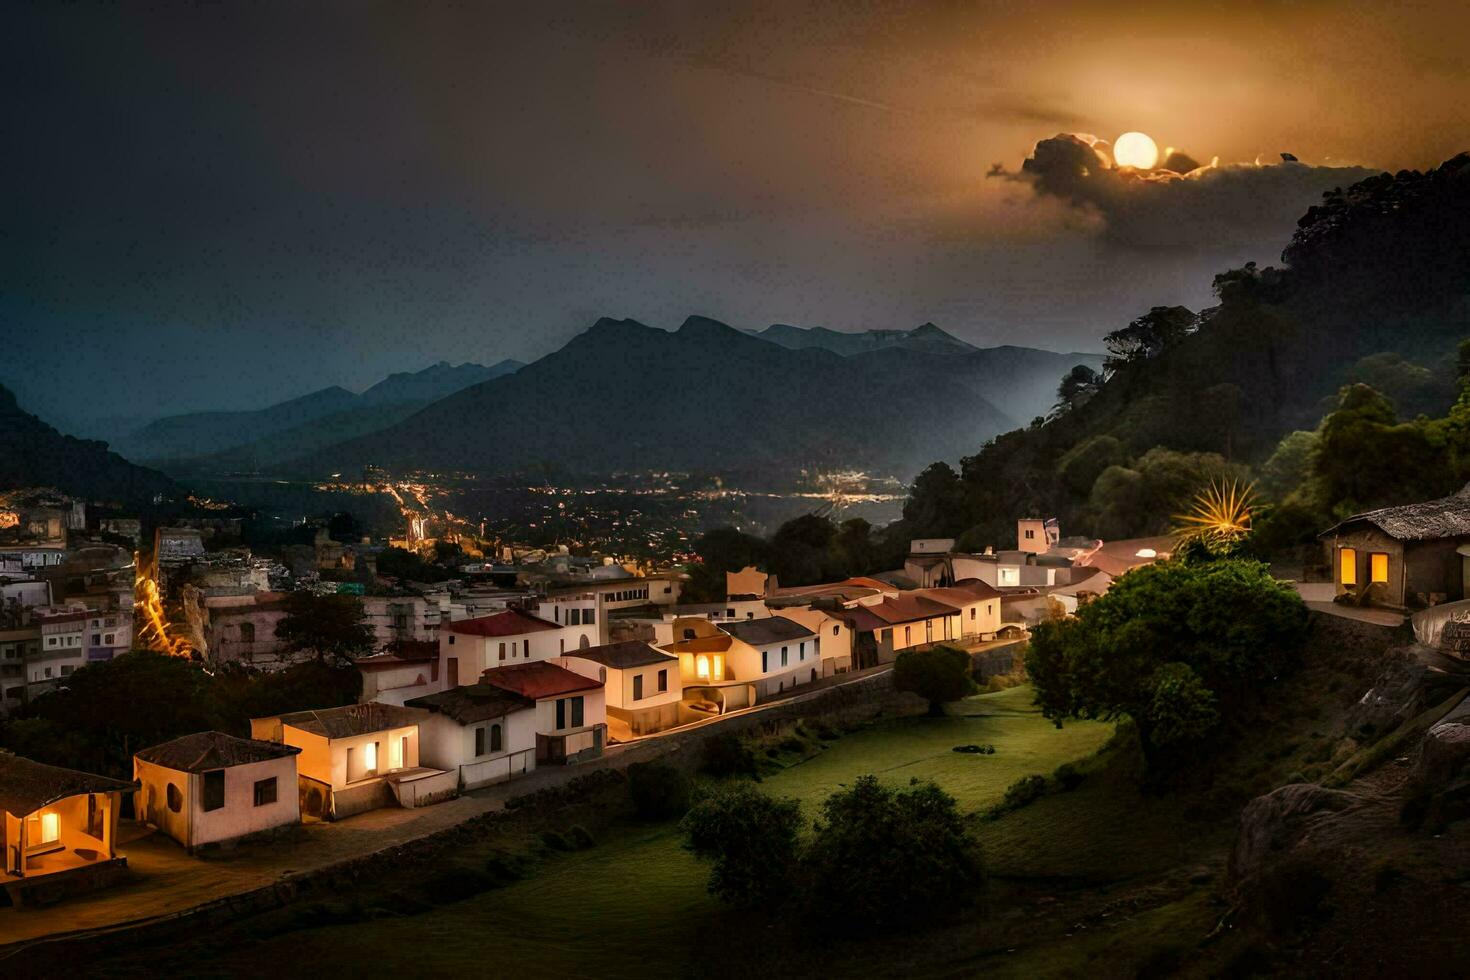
xmin=1113 ymin=131 xmax=1159 ymax=169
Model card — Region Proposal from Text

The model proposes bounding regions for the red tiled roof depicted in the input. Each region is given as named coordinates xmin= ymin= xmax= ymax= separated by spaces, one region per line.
xmin=917 ymin=584 xmax=1000 ymax=606
xmin=479 ymin=661 xmax=603 ymax=700
xmin=445 ymin=609 xmax=560 ymax=637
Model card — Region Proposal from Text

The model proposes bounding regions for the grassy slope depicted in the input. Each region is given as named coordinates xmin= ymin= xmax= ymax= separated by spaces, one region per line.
xmin=140 ymin=687 xmax=1111 ymax=978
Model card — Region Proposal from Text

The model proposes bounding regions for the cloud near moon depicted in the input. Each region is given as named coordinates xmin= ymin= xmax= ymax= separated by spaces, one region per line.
xmin=993 ymin=133 xmax=1376 ymax=252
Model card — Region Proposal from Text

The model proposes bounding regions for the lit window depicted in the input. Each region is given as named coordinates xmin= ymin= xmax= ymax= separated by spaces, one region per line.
xmin=1370 ymin=553 xmax=1389 ymax=584
xmin=712 ymin=655 xmax=723 ymax=679
xmin=1339 ymin=548 xmax=1357 ymax=586
xmin=364 ymin=740 xmax=378 ymax=774
xmin=697 ymin=655 xmax=710 ymax=680
xmin=28 ymin=811 xmax=60 ymax=845
xmin=389 ymin=737 xmax=403 ymax=769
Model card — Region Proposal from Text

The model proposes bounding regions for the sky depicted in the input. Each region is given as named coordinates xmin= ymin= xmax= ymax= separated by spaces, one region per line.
xmin=4 ymin=0 xmax=1468 ymax=433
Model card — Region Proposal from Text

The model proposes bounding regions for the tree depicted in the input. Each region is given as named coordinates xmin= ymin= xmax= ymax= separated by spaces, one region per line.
xmin=1055 ymin=364 xmax=1103 ymax=414
xmin=1026 ymin=558 xmax=1307 ymax=775
xmin=274 ymin=592 xmax=378 ymax=663
xmin=627 ymin=761 xmax=692 ymax=820
xmin=681 ymin=783 xmax=802 ymax=908
xmin=683 ymin=527 xmax=772 ymax=602
xmin=893 ymin=645 xmax=977 ymax=716
xmin=1102 ymin=306 xmax=1196 ymax=373
xmin=376 ymin=545 xmax=449 ymax=583
xmin=804 ymin=775 xmax=984 ymax=932
xmin=902 ymin=461 xmax=969 ymax=538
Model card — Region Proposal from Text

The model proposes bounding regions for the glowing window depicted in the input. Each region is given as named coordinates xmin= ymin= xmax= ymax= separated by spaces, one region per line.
xmin=696 ymin=655 xmax=710 ymax=680
xmin=36 ymin=811 xmax=59 ymax=844
xmin=1370 ymin=553 xmax=1389 ymax=584
xmin=712 ymin=655 xmax=723 ymax=679
xmin=1339 ymin=548 xmax=1357 ymax=586
xmin=388 ymin=736 xmax=403 ymax=770
xmin=364 ymin=740 xmax=378 ymax=775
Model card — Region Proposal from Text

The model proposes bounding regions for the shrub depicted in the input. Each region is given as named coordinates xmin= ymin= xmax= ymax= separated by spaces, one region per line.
xmin=681 ymin=783 xmax=802 ymax=908
xmin=987 ymin=774 xmax=1048 ymax=819
xmin=627 ymin=762 xmax=692 ymax=821
xmin=538 ymin=829 xmax=571 ymax=851
xmin=893 ymin=645 xmax=978 ymax=716
xmin=804 ymin=776 xmax=984 ymax=932
xmin=566 ymin=825 xmax=595 ymax=850
xmin=1053 ymin=762 xmax=1086 ymax=791
xmin=701 ymin=732 xmax=758 ymax=778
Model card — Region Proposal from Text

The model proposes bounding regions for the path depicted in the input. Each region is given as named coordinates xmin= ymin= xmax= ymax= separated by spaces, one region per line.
xmin=1293 ymin=582 xmax=1407 ymax=627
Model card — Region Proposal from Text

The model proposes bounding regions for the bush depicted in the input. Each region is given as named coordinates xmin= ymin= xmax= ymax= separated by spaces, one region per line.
xmin=804 ymin=776 xmax=984 ymax=932
xmin=627 ymin=762 xmax=692 ymax=821
xmin=893 ymin=645 xmax=978 ymax=716
xmin=1052 ymin=762 xmax=1085 ymax=791
xmin=566 ymin=825 xmax=595 ymax=850
xmin=700 ymin=732 xmax=758 ymax=778
xmin=986 ymin=774 xmax=1048 ymax=819
xmin=538 ymin=829 xmax=571 ymax=851
xmin=681 ymin=783 xmax=802 ymax=908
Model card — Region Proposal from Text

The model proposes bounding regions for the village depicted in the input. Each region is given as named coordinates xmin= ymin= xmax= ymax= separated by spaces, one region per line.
xmin=6 ymin=470 xmax=1470 ymax=937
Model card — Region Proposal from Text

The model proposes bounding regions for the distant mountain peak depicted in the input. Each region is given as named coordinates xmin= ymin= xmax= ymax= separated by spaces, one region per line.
xmin=677 ymin=315 xmax=741 ymax=339
xmin=748 ymin=321 xmax=978 ymax=356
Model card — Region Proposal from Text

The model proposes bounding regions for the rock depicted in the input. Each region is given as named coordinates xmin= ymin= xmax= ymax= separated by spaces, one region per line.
xmin=1230 ymin=783 xmax=1364 ymax=884
xmin=1346 ymin=658 xmax=1450 ymax=735
xmin=1413 ymin=702 xmax=1470 ymax=788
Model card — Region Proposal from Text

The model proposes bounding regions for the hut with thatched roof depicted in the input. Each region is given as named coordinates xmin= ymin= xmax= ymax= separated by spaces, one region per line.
xmin=1320 ymin=484 xmax=1470 ymax=609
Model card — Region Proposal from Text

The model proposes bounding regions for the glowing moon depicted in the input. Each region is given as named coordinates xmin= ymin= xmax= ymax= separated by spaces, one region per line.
xmin=1113 ymin=131 xmax=1159 ymax=169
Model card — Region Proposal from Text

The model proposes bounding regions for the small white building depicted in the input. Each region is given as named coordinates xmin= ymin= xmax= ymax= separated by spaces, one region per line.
xmin=440 ymin=608 xmax=571 ymax=688
xmin=767 ymin=605 xmax=854 ymax=678
xmin=133 ymin=731 xmax=302 ymax=852
xmin=476 ymin=661 xmax=608 ymax=766
xmin=30 ymin=609 xmax=88 ymax=699
xmin=405 ymin=683 xmax=538 ymax=789
xmin=557 ymin=640 xmax=683 ymax=738
xmin=250 ymin=703 xmax=456 ymax=820
xmin=534 ymin=590 xmax=601 ymax=650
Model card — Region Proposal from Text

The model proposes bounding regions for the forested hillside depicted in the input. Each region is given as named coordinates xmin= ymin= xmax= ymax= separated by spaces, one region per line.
xmin=902 ymin=153 xmax=1470 ymax=550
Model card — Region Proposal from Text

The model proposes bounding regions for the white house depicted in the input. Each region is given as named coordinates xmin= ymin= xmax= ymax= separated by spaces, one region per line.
xmin=357 ymin=640 xmax=441 ymax=705
xmin=767 ymin=605 xmax=854 ymax=677
xmin=534 ymin=590 xmax=601 ymax=650
xmin=133 ymin=731 xmax=302 ymax=852
xmin=476 ymin=661 xmax=608 ymax=766
xmin=557 ymin=640 xmax=683 ymax=738
xmin=250 ymin=703 xmax=456 ymax=820
xmin=30 ymin=609 xmax=88 ymax=699
xmin=404 ymin=683 xmax=539 ymax=789
xmin=439 ymin=608 xmax=569 ymax=688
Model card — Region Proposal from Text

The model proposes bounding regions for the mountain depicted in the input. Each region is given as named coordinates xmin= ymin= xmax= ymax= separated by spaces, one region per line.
xmin=359 ymin=359 xmax=522 ymax=406
xmin=295 ymin=316 xmax=1028 ymax=481
xmin=0 ymin=384 xmax=177 ymax=504
xmin=120 ymin=360 xmax=521 ymax=467
xmin=899 ymin=152 xmax=1470 ymax=546
xmin=747 ymin=322 xmax=980 ymax=356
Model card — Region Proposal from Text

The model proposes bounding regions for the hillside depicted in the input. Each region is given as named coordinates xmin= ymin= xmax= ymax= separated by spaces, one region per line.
xmin=295 ymin=316 xmax=1030 ymax=481
xmin=747 ymin=322 xmax=980 ymax=356
xmin=902 ymin=152 xmax=1470 ymax=546
xmin=120 ymin=360 xmax=521 ymax=467
xmin=0 ymin=384 xmax=177 ymax=504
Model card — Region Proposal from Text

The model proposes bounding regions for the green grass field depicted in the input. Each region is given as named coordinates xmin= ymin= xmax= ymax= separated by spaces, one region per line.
xmin=169 ymin=686 xmax=1117 ymax=979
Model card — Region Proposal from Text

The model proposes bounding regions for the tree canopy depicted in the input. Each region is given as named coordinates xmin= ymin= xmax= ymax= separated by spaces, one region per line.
xmin=893 ymin=645 xmax=977 ymax=716
xmin=274 ymin=592 xmax=378 ymax=663
xmin=681 ymin=782 xmax=802 ymax=908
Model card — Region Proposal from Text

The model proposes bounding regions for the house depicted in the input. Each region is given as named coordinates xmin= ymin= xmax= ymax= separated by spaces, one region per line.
xmin=361 ymin=593 xmax=440 ymax=649
xmin=841 ymin=594 xmax=962 ymax=668
xmin=202 ymin=592 xmax=292 ymax=665
xmin=439 ymin=608 xmax=568 ymax=688
xmin=767 ymin=604 xmax=854 ymax=677
xmin=534 ymin=590 xmax=601 ymax=650
xmin=250 ymin=703 xmax=456 ymax=819
xmin=717 ymin=616 xmax=822 ymax=695
xmin=476 ymin=661 xmax=607 ymax=766
xmin=358 ymin=640 xmax=441 ymax=705
xmin=0 ymin=624 xmax=40 ymax=717
xmin=30 ymin=609 xmax=88 ymax=699
xmin=558 ymin=640 xmax=683 ymax=738
xmin=404 ymin=683 xmax=538 ymax=789
xmin=915 ymin=581 xmax=1003 ymax=642
xmin=537 ymin=575 xmax=684 ymax=644
xmin=1320 ymin=484 xmax=1470 ymax=609
xmin=133 ymin=731 xmax=302 ymax=852
xmin=0 ymin=752 xmax=137 ymax=905
xmin=1016 ymin=517 xmax=1060 ymax=554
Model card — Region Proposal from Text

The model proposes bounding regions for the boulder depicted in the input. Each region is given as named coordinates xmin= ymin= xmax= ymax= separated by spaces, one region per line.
xmin=1345 ymin=657 xmax=1464 ymax=735
xmin=1230 ymin=783 xmax=1364 ymax=884
xmin=1413 ymin=696 xmax=1470 ymax=789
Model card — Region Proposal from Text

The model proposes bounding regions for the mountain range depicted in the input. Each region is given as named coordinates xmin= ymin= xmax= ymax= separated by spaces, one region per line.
xmin=745 ymin=322 xmax=980 ymax=356
xmin=116 ymin=359 xmax=522 ymax=465
xmin=0 ymin=384 xmax=176 ymax=505
xmin=282 ymin=316 xmax=1099 ymax=482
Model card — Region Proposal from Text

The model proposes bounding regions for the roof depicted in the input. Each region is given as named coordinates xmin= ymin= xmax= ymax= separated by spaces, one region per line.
xmin=355 ymin=640 xmax=439 ymax=670
xmin=947 ymin=578 xmax=1004 ymax=599
xmin=273 ymin=702 xmax=425 ymax=739
xmin=1321 ymin=484 xmax=1470 ymax=542
xmin=840 ymin=605 xmax=889 ymax=633
xmin=565 ymin=640 xmax=675 ymax=670
xmin=718 ymin=616 xmax=815 ymax=646
xmin=864 ymin=594 xmax=961 ymax=625
xmin=480 ymin=661 xmax=604 ymax=700
xmin=405 ymin=683 xmax=536 ymax=725
xmin=660 ymin=635 xmax=733 ymax=655
xmin=0 ymin=752 xmax=138 ymax=816
xmin=917 ymin=583 xmax=1000 ymax=606
xmin=135 ymin=731 xmax=300 ymax=773
xmin=445 ymin=608 xmax=561 ymax=637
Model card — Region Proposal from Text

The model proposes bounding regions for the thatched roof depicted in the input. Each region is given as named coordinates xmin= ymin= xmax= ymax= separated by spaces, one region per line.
xmin=1322 ymin=484 xmax=1470 ymax=541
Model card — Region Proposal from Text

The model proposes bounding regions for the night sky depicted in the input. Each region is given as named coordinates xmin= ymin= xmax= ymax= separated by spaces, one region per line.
xmin=5 ymin=1 xmax=1468 ymax=433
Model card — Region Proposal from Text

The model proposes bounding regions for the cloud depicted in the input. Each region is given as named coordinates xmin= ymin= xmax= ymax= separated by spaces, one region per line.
xmin=993 ymin=133 xmax=1377 ymax=252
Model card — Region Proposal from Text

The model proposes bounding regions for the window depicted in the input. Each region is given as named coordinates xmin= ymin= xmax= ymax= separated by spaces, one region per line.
xmin=475 ymin=726 xmax=486 ymax=756
xmin=498 ymin=642 xmax=506 ymax=661
xmin=560 ymin=638 xmax=565 ymax=653
xmin=167 ymin=782 xmax=183 ymax=812
xmin=364 ymin=740 xmax=379 ymax=776
xmin=26 ymin=811 xmax=61 ymax=853
xmin=657 ymin=668 xmax=668 ymax=693
xmin=781 ymin=646 xmax=788 ymax=667
xmin=761 ymin=651 xmax=768 ymax=673
xmin=554 ymin=605 xmax=561 ymax=623
xmin=904 ymin=626 xmax=912 ymax=645
xmin=239 ymin=622 xmax=255 ymax=643
xmin=448 ymin=634 xmax=456 ymax=645
xmin=491 ymin=723 xmax=502 ymax=752
xmin=585 ymin=609 xmax=595 ymax=624
xmin=556 ymin=696 xmax=584 ymax=729
xmin=998 ymin=567 xmax=1020 ymax=586
xmin=1370 ymin=553 xmax=1390 ymax=584
xmin=254 ymin=777 xmax=277 ymax=807
xmin=799 ymin=641 xmax=805 ymax=661
xmin=969 ymin=608 xmax=976 ymax=620
xmin=571 ymin=696 xmax=583 ymax=727
xmin=726 ymin=608 xmax=735 ymax=618
xmin=104 ymin=633 xmax=115 ymax=644
xmin=92 ymin=633 xmax=101 ymax=645
xmin=1339 ymin=547 xmax=1357 ymax=586
xmin=633 ymin=674 xmax=644 ymax=700
xmin=44 ymin=666 xmax=52 ymax=678
xmin=202 ymin=770 xmax=226 ymax=811
xmin=1025 ymin=528 xmax=1035 ymax=539
xmin=832 ymin=625 xmax=839 ymax=636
